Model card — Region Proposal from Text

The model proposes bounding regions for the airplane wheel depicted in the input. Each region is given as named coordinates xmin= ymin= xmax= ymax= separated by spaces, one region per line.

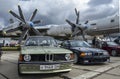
xmin=111 ymin=50 xmax=117 ymax=56
xmin=73 ymin=53 xmax=78 ymax=64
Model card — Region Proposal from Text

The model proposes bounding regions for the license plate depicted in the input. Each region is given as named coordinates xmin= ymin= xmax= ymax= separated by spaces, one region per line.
xmin=40 ymin=64 xmax=60 ymax=70
xmin=84 ymin=60 xmax=89 ymax=63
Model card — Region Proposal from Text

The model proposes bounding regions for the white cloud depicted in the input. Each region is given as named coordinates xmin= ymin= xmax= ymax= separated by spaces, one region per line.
xmin=0 ymin=18 xmax=5 ymax=30
xmin=73 ymin=0 xmax=90 ymax=11
xmin=0 ymin=0 xmax=118 ymax=27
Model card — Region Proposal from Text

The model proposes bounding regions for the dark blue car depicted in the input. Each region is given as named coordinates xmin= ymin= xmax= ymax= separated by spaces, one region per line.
xmin=61 ymin=40 xmax=110 ymax=64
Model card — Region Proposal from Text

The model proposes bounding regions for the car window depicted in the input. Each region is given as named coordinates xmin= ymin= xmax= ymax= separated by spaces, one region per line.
xmin=107 ymin=42 xmax=118 ymax=46
xmin=70 ymin=41 xmax=91 ymax=47
xmin=25 ymin=38 xmax=38 ymax=46
xmin=25 ymin=37 xmax=57 ymax=47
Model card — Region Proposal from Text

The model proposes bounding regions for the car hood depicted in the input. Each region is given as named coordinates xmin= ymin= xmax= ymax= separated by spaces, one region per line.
xmin=21 ymin=46 xmax=72 ymax=54
xmin=72 ymin=47 xmax=105 ymax=53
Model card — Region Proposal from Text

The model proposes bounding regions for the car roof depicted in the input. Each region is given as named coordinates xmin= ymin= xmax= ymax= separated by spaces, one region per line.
xmin=27 ymin=36 xmax=54 ymax=39
xmin=102 ymin=41 xmax=114 ymax=42
xmin=67 ymin=40 xmax=85 ymax=42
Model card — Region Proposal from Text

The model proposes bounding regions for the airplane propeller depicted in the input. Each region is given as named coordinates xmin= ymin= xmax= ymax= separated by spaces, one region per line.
xmin=66 ymin=8 xmax=89 ymax=41
xmin=9 ymin=5 xmax=41 ymax=44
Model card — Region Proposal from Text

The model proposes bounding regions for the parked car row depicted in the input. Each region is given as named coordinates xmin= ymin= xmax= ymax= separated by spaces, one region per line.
xmin=18 ymin=36 xmax=120 ymax=75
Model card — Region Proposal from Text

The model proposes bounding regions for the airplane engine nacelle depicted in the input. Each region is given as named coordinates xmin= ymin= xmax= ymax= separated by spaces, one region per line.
xmin=47 ymin=26 xmax=71 ymax=36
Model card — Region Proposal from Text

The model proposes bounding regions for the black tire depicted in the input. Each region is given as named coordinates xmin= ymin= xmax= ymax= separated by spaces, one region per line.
xmin=111 ymin=50 xmax=117 ymax=56
xmin=73 ymin=53 xmax=78 ymax=64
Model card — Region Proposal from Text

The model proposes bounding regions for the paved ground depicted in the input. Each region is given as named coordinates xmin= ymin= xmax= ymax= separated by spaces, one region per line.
xmin=93 ymin=66 xmax=120 ymax=79
xmin=0 ymin=51 xmax=120 ymax=79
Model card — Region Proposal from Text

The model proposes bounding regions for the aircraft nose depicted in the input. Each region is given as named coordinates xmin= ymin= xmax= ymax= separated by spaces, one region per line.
xmin=28 ymin=22 xmax=34 ymax=27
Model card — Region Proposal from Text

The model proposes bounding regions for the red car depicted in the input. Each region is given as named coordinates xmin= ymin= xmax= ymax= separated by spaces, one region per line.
xmin=101 ymin=41 xmax=120 ymax=56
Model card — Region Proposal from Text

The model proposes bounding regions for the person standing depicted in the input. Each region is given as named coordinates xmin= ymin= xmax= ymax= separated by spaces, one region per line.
xmin=92 ymin=36 xmax=96 ymax=46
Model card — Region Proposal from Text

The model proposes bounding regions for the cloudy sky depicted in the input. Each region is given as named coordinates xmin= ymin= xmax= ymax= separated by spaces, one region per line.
xmin=0 ymin=0 xmax=119 ymax=29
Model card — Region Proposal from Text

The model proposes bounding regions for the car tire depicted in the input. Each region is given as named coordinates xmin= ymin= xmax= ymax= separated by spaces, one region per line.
xmin=73 ymin=53 xmax=78 ymax=64
xmin=111 ymin=50 xmax=117 ymax=56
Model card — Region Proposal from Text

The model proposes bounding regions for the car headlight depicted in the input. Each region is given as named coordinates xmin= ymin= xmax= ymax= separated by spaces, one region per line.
xmin=80 ymin=52 xmax=92 ymax=57
xmin=65 ymin=54 xmax=71 ymax=61
xmin=87 ymin=53 xmax=92 ymax=56
xmin=80 ymin=52 xmax=87 ymax=57
xmin=24 ymin=54 xmax=31 ymax=61
xmin=103 ymin=51 xmax=109 ymax=55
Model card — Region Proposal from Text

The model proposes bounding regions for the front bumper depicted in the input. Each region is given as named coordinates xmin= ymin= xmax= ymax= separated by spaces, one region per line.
xmin=18 ymin=61 xmax=72 ymax=74
xmin=79 ymin=56 xmax=110 ymax=64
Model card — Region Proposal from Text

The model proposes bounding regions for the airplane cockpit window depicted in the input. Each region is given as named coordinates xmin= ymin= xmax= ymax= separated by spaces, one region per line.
xmin=91 ymin=23 xmax=96 ymax=25
xmin=111 ymin=19 xmax=115 ymax=22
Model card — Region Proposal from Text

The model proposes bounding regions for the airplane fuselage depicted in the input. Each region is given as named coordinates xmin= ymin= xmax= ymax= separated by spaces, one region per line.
xmin=46 ymin=15 xmax=119 ymax=36
xmin=1 ymin=14 xmax=119 ymax=39
xmin=86 ymin=15 xmax=119 ymax=35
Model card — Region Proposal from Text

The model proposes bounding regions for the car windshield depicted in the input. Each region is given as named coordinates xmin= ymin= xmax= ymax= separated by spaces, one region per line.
xmin=70 ymin=41 xmax=91 ymax=47
xmin=25 ymin=36 xmax=57 ymax=47
xmin=107 ymin=42 xmax=118 ymax=46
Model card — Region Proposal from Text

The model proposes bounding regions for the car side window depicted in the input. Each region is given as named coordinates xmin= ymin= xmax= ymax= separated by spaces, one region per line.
xmin=62 ymin=41 xmax=70 ymax=48
xmin=26 ymin=41 xmax=37 ymax=46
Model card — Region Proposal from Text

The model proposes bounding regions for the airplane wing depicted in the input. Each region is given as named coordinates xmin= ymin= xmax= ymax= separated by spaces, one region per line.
xmin=3 ymin=22 xmax=20 ymax=33
xmin=0 ymin=23 xmax=52 ymax=37
xmin=0 ymin=22 xmax=22 ymax=37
